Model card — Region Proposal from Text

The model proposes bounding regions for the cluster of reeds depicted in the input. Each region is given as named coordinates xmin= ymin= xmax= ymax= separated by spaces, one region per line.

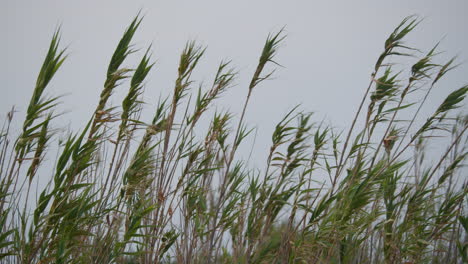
xmin=1 ymin=15 xmax=467 ymax=263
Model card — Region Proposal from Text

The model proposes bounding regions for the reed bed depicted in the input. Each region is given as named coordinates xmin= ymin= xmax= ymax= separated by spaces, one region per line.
xmin=1 ymin=15 xmax=467 ymax=263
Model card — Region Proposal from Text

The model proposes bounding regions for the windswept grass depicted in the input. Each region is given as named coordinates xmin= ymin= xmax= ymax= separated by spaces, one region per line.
xmin=1 ymin=15 xmax=467 ymax=264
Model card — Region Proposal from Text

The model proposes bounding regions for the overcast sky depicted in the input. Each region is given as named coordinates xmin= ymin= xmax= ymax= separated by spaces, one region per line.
xmin=2 ymin=1 xmax=468 ymax=167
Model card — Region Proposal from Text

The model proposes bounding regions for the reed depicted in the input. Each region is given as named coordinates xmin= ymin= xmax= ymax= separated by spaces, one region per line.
xmin=1 ymin=14 xmax=467 ymax=264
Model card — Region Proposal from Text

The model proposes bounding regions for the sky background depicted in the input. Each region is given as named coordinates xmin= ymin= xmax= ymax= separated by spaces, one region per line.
xmin=2 ymin=0 xmax=468 ymax=168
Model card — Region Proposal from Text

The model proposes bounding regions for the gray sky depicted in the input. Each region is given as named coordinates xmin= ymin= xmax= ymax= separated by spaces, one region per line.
xmin=2 ymin=0 xmax=468 ymax=167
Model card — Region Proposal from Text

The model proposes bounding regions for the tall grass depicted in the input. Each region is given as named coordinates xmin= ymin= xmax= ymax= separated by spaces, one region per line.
xmin=1 ymin=15 xmax=467 ymax=263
